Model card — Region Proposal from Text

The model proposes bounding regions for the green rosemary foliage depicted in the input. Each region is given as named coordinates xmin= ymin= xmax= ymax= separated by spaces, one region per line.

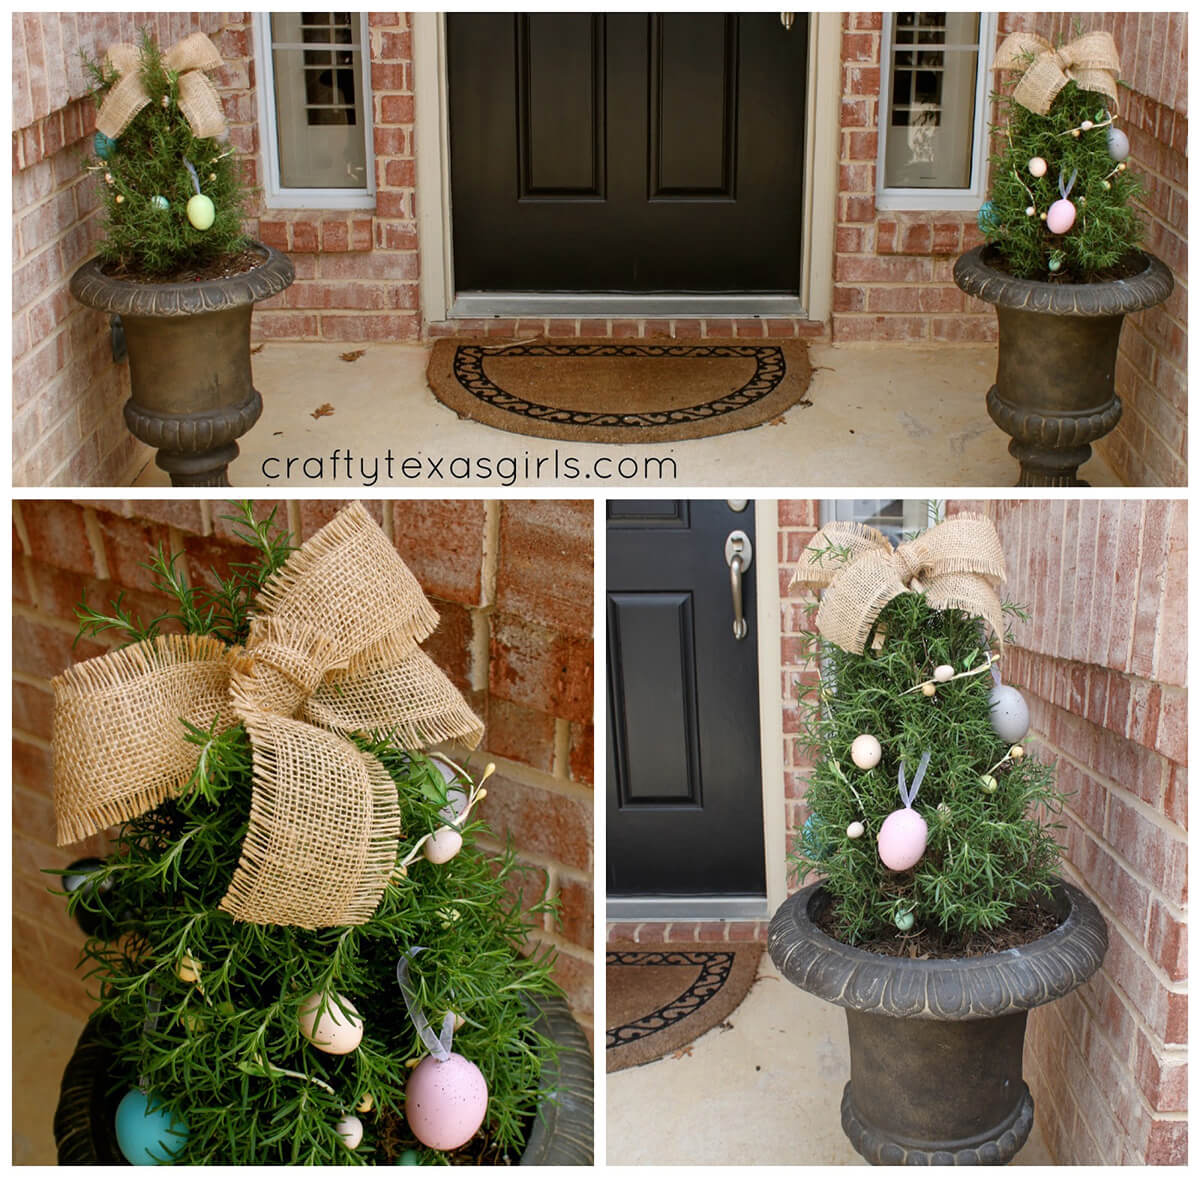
xmin=790 ymin=591 xmax=1063 ymax=945
xmin=54 ymin=504 xmax=560 ymax=1163
xmin=82 ymin=30 xmax=250 ymax=275
xmin=984 ymin=80 xmax=1144 ymax=281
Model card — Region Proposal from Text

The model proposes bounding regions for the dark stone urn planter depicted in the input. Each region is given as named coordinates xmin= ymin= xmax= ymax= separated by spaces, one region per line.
xmin=953 ymin=245 xmax=1172 ymax=487
xmin=769 ymin=879 xmax=1107 ymax=1165
xmin=70 ymin=242 xmax=294 ymax=487
xmin=53 ymin=994 xmax=593 ymax=1165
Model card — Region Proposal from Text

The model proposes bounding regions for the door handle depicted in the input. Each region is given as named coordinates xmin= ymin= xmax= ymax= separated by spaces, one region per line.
xmin=724 ymin=530 xmax=753 ymax=641
xmin=780 ymin=13 xmax=795 ymax=31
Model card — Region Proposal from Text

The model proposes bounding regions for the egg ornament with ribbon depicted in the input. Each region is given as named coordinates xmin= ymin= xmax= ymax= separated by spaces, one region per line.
xmin=186 ymin=193 xmax=215 ymax=230
xmin=114 ymin=1089 xmax=189 ymax=1165
xmin=877 ymin=751 xmax=931 ymax=872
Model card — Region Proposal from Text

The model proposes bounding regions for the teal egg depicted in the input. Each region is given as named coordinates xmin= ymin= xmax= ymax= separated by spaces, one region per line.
xmin=151 ymin=195 xmax=169 ymax=211
xmin=976 ymin=200 xmax=998 ymax=233
xmin=94 ymin=131 xmax=117 ymax=159
xmin=115 ymin=1089 xmax=189 ymax=1165
xmin=802 ymin=813 xmax=828 ymax=860
xmin=398 ymin=1149 xmax=421 ymax=1165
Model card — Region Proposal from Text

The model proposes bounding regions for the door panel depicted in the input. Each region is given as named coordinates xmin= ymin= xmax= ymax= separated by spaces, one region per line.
xmin=447 ymin=13 xmax=809 ymax=294
xmin=607 ymin=501 xmax=765 ymax=897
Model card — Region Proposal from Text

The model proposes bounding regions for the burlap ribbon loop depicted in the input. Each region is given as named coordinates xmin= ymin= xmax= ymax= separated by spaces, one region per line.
xmin=96 ymin=32 xmax=227 ymax=140
xmin=992 ymin=29 xmax=1121 ymax=116
xmin=52 ymin=502 xmax=484 ymax=930
xmin=789 ymin=515 xmax=1007 ymax=655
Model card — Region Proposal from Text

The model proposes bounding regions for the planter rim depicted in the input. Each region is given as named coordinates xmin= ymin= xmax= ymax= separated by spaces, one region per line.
xmin=768 ymin=877 xmax=1107 ymax=1021
xmin=69 ymin=240 xmax=294 ymax=318
xmin=953 ymin=244 xmax=1172 ymax=318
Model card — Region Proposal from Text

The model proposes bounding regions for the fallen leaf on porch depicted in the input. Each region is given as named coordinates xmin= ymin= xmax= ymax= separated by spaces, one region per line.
xmin=340 ymin=349 xmax=366 ymax=362
xmin=250 ymin=344 xmax=264 ymax=354
xmin=311 ymin=403 xmax=336 ymax=419
xmin=671 ymin=1046 xmax=694 ymax=1060
xmin=272 ymin=431 xmax=283 ymax=436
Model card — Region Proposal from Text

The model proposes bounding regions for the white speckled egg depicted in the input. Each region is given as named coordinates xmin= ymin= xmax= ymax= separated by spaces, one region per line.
xmin=336 ymin=1114 xmax=363 ymax=1149
xmin=423 ymin=826 xmax=464 ymax=865
xmin=298 ymin=992 xmax=363 ymax=1055
xmin=850 ymin=734 xmax=882 ymax=770
xmin=989 ymin=684 xmax=1030 ymax=743
xmin=846 ymin=821 xmax=865 ymax=840
xmin=406 ymin=1053 xmax=489 ymax=1151
xmin=877 ymin=807 xmax=928 ymax=871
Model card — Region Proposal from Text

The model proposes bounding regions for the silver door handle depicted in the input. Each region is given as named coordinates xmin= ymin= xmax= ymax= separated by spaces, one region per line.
xmin=780 ymin=13 xmax=795 ymax=31
xmin=730 ymin=554 xmax=747 ymax=640
xmin=724 ymin=529 xmax=753 ymax=641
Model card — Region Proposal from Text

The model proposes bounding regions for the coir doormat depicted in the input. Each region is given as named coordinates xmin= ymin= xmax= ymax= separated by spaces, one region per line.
xmin=426 ymin=338 xmax=812 ymax=443
xmin=606 ymin=941 xmax=763 ymax=1073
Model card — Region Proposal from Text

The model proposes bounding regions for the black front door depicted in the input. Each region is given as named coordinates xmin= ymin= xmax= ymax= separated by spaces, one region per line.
xmin=607 ymin=500 xmax=765 ymax=898
xmin=447 ymin=13 xmax=809 ymax=294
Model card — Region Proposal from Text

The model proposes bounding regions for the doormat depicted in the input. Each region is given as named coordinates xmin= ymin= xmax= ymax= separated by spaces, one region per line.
xmin=606 ymin=942 xmax=763 ymax=1073
xmin=426 ymin=338 xmax=812 ymax=443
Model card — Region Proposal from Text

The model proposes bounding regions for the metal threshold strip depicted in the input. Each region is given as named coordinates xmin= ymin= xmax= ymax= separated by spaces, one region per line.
xmin=607 ymin=895 xmax=770 ymax=922
xmin=451 ymin=292 xmax=809 ymax=319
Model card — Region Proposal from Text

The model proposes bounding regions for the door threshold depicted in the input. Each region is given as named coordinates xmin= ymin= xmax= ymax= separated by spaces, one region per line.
xmin=607 ymin=896 xmax=769 ymax=922
xmin=451 ymin=293 xmax=808 ymax=319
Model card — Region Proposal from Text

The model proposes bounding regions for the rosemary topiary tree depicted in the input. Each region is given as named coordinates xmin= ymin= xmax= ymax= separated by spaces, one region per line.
xmin=978 ymin=29 xmax=1144 ymax=282
xmin=51 ymin=504 xmax=561 ymax=1164
xmin=83 ymin=30 xmax=250 ymax=276
xmin=789 ymin=515 xmax=1063 ymax=953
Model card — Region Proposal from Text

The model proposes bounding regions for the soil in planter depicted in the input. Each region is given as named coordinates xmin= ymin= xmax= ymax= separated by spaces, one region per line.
xmin=815 ymin=894 xmax=1061 ymax=960
xmin=375 ymin=1105 xmax=533 ymax=1166
xmin=981 ymin=246 xmax=1146 ymax=286
xmin=101 ymin=247 xmax=266 ymax=285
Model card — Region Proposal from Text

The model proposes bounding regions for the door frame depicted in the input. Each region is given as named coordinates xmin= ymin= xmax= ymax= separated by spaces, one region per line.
xmin=603 ymin=501 xmax=788 ymax=923
xmin=413 ymin=13 xmax=840 ymax=325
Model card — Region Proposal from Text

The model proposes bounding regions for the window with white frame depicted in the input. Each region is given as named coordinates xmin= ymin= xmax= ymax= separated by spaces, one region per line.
xmin=255 ymin=12 xmax=375 ymax=208
xmin=877 ymin=12 xmax=995 ymax=211
xmin=820 ymin=500 xmax=942 ymax=542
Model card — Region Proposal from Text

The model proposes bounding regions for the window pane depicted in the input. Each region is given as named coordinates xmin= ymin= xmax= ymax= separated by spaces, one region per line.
xmin=883 ymin=11 xmax=981 ymax=190
xmin=270 ymin=12 xmax=369 ymax=189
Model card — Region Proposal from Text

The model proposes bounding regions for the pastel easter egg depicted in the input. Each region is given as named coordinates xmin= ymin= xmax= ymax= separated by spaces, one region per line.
xmin=850 ymin=734 xmax=882 ymax=770
xmin=989 ymin=685 xmax=1030 ymax=744
xmin=423 ymin=826 xmax=464 ymax=865
xmin=1028 ymin=156 xmax=1047 ymax=178
xmin=298 ymin=992 xmax=363 ymax=1055
xmin=186 ymin=193 xmax=215 ymax=230
xmin=877 ymin=807 xmax=928 ymax=872
xmin=114 ymin=1089 xmax=189 ymax=1165
xmin=1046 ymin=198 xmax=1076 ymax=235
xmin=406 ymin=1053 xmax=489 ymax=1151
xmin=1107 ymin=127 xmax=1130 ymax=162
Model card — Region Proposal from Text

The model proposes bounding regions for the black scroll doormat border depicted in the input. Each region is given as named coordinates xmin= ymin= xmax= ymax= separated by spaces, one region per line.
xmin=425 ymin=337 xmax=813 ymax=444
xmin=605 ymin=941 xmax=764 ymax=1073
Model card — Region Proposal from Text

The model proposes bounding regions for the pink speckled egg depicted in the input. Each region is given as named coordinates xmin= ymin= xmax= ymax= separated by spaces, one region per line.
xmin=877 ymin=807 xmax=928 ymax=871
xmin=1046 ymin=198 xmax=1077 ymax=235
xmin=406 ymin=1053 xmax=489 ymax=1151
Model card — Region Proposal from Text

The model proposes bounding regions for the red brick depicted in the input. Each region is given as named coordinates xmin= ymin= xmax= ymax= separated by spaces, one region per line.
xmin=387 ymin=500 xmax=486 ymax=605
xmin=13 ymin=616 xmax=111 ymax=681
xmin=484 ymin=698 xmax=556 ymax=774
xmin=477 ymin=772 xmax=591 ymax=872
xmin=418 ymin=601 xmax=475 ymax=699
xmin=16 ymin=500 xmax=96 ymax=575
xmin=12 ymin=680 xmax=53 ymax=741
xmin=290 ymin=220 xmax=319 ymax=253
xmin=489 ymin=613 xmax=592 ymax=723
xmin=1145 ymin=1118 xmax=1187 ymax=1164
xmin=568 ymin=721 xmax=593 ymax=786
xmin=320 ymin=220 xmax=349 ymax=252
xmin=547 ymin=946 xmax=592 ymax=1026
xmin=496 ymin=500 xmax=592 ymax=639
xmin=557 ymin=876 xmax=593 ymax=949
xmin=379 ymin=94 xmax=415 ymax=125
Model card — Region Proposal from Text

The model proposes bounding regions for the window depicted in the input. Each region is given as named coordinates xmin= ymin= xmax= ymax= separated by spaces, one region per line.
xmin=820 ymin=500 xmax=942 ymax=542
xmin=255 ymin=12 xmax=375 ymax=208
xmin=876 ymin=12 xmax=995 ymax=211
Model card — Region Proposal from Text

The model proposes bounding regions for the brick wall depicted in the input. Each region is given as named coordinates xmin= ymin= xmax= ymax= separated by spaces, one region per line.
xmin=834 ymin=13 xmax=1187 ymax=485
xmin=12 ymin=498 xmax=595 ymax=1035
xmin=12 ymin=13 xmax=237 ymax=487
xmin=949 ymin=499 xmax=1187 ymax=1164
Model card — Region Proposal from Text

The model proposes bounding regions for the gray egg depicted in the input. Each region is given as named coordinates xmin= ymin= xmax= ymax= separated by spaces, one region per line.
xmin=1107 ymin=126 xmax=1130 ymax=163
xmin=989 ymin=684 xmax=1030 ymax=743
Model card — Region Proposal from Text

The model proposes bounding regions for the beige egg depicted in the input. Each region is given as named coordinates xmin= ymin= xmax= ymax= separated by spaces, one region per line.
xmin=298 ymin=992 xmax=363 ymax=1055
xmin=423 ymin=826 xmax=464 ymax=865
xmin=933 ymin=664 xmax=955 ymax=682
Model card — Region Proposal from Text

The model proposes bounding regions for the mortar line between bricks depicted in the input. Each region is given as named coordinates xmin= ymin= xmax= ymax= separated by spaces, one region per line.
xmin=470 ymin=754 xmax=596 ymax=802
xmin=525 ymin=929 xmax=593 ymax=963
xmin=12 ymin=502 xmax=31 ymax=553
xmin=475 ymin=835 xmax=591 ymax=879
xmin=81 ymin=508 xmax=108 ymax=581
xmin=12 ymin=671 xmax=52 ymax=690
xmin=13 ymin=602 xmax=107 ymax=638
xmin=1045 ymin=739 xmax=1187 ymax=851
xmin=13 ymin=728 xmax=51 ymax=750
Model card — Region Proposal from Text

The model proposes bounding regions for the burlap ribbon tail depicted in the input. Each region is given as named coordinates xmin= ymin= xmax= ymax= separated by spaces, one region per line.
xmin=96 ymin=31 xmax=226 ymax=140
xmin=992 ymin=29 xmax=1121 ymax=116
xmin=789 ymin=515 xmax=1007 ymax=655
xmin=52 ymin=502 xmax=484 ymax=930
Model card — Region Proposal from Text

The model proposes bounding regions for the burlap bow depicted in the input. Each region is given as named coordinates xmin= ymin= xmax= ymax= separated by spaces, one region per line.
xmin=992 ymin=29 xmax=1121 ymax=116
xmin=96 ymin=31 xmax=227 ymax=140
xmin=789 ymin=515 xmax=1006 ymax=655
xmin=52 ymin=503 xmax=484 ymax=930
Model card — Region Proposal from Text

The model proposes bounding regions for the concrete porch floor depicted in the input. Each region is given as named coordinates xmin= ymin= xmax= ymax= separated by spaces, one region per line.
xmin=606 ymin=955 xmax=1053 ymax=1166
xmin=133 ymin=341 xmax=1120 ymax=489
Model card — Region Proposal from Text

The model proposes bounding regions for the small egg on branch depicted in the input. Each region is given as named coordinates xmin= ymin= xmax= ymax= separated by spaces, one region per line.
xmin=895 ymin=910 xmax=915 ymax=931
xmin=335 ymin=1114 xmax=363 ymax=1150
xmin=921 ymin=682 xmax=937 ymax=697
xmin=1028 ymin=156 xmax=1047 ymax=178
xmin=846 ymin=821 xmax=865 ymax=840
xmin=1010 ymin=745 xmax=1025 ymax=760
xmin=980 ymin=774 xmax=999 ymax=794
xmin=850 ymin=733 xmax=882 ymax=770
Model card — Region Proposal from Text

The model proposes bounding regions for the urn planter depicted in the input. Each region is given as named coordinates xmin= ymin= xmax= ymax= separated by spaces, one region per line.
xmin=953 ymin=245 xmax=1172 ymax=487
xmin=70 ymin=242 xmax=294 ymax=487
xmin=768 ymin=878 xmax=1107 ymax=1165
xmin=53 ymin=994 xmax=593 ymax=1165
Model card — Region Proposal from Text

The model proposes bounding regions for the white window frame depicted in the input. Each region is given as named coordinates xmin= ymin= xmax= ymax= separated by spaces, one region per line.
xmin=875 ymin=11 xmax=997 ymax=212
xmin=253 ymin=11 xmax=376 ymax=210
